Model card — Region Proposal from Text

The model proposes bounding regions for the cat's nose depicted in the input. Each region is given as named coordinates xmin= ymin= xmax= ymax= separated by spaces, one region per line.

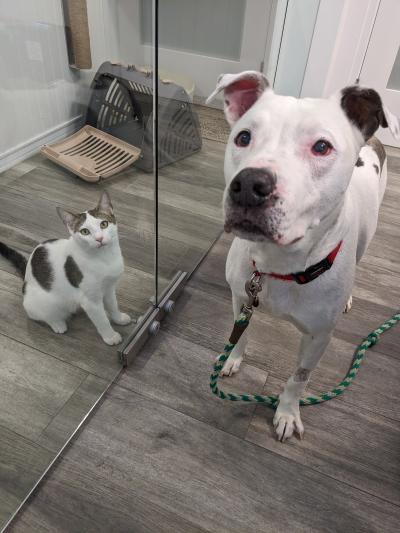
xmin=96 ymin=235 xmax=104 ymax=243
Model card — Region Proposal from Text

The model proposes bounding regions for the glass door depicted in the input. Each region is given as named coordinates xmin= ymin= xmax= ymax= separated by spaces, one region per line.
xmin=142 ymin=0 xmax=275 ymax=99
xmin=0 ymin=0 xmax=326 ymax=527
xmin=154 ymin=0 xmax=322 ymax=299
xmin=0 ymin=1 xmax=156 ymax=528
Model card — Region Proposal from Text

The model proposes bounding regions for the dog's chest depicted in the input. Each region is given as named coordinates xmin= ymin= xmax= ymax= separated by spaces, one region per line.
xmin=228 ymin=269 xmax=320 ymax=336
xmin=228 ymin=267 xmax=301 ymax=321
xmin=258 ymin=280 xmax=302 ymax=319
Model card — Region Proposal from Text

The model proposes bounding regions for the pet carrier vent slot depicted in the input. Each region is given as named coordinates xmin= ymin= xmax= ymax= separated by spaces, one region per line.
xmin=128 ymin=81 xmax=153 ymax=95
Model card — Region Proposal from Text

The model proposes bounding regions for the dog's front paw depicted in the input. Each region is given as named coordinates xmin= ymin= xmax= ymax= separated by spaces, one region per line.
xmin=49 ymin=321 xmax=68 ymax=334
xmin=112 ymin=312 xmax=132 ymax=326
xmin=220 ymin=355 xmax=243 ymax=377
xmin=103 ymin=331 xmax=122 ymax=346
xmin=343 ymin=295 xmax=353 ymax=314
xmin=273 ymin=407 xmax=304 ymax=442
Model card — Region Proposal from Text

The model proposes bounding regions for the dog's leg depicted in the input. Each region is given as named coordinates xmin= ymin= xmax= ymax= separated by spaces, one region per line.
xmin=273 ymin=332 xmax=332 ymax=442
xmin=220 ymin=292 xmax=247 ymax=377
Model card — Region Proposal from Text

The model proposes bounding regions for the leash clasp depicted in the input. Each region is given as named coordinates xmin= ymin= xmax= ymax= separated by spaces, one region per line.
xmin=242 ymin=271 xmax=263 ymax=317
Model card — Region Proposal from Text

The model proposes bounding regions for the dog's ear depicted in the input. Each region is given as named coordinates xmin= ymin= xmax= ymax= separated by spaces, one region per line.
xmin=340 ymin=86 xmax=400 ymax=140
xmin=206 ymin=71 xmax=269 ymax=126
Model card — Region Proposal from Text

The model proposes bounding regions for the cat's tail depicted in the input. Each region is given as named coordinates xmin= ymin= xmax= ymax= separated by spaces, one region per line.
xmin=0 ymin=242 xmax=27 ymax=277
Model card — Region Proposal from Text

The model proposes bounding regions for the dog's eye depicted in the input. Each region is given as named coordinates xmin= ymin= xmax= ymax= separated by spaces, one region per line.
xmin=312 ymin=139 xmax=332 ymax=156
xmin=235 ymin=130 xmax=251 ymax=147
xmin=80 ymin=228 xmax=90 ymax=236
xmin=100 ymin=220 xmax=108 ymax=229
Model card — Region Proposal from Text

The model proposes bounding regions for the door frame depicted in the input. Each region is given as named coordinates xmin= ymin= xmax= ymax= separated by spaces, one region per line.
xmin=354 ymin=0 xmax=400 ymax=147
xmin=299 ymin=0 xmax=381 ymax=98
xmin=299 ymin=0 xmax=400 ymax=147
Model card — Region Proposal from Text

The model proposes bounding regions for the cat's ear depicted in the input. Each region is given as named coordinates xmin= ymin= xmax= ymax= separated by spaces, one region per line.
xmin=97 ymin=190 xmax=113 ymax=215
xmin=57 ymin=207 xmax=78 ymax=230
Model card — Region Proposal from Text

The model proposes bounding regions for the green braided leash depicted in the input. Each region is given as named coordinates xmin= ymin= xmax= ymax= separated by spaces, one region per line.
xmin=210 ymin=311 xmax=400 ymax=409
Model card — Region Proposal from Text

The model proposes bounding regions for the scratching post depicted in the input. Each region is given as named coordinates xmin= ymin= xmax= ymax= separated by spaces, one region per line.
xmin=62 ymin=0 xmax=92 ymax=70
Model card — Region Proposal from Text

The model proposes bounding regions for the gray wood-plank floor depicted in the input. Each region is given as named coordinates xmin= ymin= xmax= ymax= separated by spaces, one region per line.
xmin=8 ymin=150 xmax=400 ymax=532
xmin=0 ymin=139 xmax=224 ymax=528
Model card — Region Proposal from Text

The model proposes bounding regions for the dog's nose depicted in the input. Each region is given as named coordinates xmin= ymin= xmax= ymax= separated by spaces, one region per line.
xmin=229 ymin=168 xmax=276 ymax=207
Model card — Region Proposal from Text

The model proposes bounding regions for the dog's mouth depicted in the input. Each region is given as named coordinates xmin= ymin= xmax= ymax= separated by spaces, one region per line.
xmin=230 ymin=220 xmax=266 ymax=235
xmin=225 ymin=219 xmax=269 ymax=240
xmin=225 ymin=215 xmax=304 ymax=246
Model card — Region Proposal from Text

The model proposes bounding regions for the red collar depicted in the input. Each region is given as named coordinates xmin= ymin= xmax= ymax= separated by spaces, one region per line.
xmin=252 ymin=241 xmax=342 ymax=285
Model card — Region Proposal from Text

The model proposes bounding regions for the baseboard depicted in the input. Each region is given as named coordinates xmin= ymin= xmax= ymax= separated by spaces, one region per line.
xmin=0 ymin=115 xmax=84 ymax=173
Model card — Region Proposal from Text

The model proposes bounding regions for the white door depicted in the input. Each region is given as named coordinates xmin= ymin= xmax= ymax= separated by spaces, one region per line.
xmin=139 ymin=0 xmax=275 ymax=98
xmin=358 ymin=0 xmax=400 ymax=147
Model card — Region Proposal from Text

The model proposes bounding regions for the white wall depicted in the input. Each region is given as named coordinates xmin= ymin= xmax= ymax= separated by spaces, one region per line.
xmin=0 ymin=0 xmax=122 ymax=172
xmin=115 ymin=0 xmax=148 ymax=66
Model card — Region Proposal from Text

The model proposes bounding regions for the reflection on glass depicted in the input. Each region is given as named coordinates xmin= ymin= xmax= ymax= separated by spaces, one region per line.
xmin=141 ymin=0 xmax=246 ymax=61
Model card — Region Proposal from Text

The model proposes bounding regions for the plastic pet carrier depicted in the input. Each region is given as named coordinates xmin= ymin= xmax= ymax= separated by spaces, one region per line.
xmin=41 ymin=62 xmax=202 ymax=181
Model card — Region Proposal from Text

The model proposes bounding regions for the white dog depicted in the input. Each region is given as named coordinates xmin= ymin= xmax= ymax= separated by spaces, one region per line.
xmin=207 ymin=71 xmax=399 ymax=442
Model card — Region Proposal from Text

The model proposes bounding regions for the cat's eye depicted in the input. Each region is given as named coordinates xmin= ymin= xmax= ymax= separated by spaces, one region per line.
xmin=80 ymin=228 xmax=90 ymax=236
xmin=100 ymin=220 xmax=108 ymax=229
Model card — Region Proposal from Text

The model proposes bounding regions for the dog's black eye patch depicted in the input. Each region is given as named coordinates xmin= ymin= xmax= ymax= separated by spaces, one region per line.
xmin=235 ymin=130 xmax=251 ymax=147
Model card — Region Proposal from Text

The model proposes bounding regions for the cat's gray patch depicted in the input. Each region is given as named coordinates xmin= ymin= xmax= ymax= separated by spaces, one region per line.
xmin=43 ymin=238 xmax=58 ymax=244
xmin=88 ymin=207 xmax=116 ymax=224
xmin=31 ymin=246 xmax=53 ymax=291
xmin=72 ymin=213 xmax=87 ymax=232
xmin=64 ymin=256 xmax=83 ymax=288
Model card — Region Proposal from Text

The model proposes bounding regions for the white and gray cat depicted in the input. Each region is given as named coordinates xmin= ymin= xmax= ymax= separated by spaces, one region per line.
xmin=0 ymin=191 xmax=131 ymax=345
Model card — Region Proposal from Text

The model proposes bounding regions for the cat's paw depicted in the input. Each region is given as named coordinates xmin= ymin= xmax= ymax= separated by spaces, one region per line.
xmin=103 ymin=331 xmax=122 ymax=346
xmin=49 ymin=321 xmax=68 ymax=334
xmin=112 ymin=312 xmax=132 ymax=326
